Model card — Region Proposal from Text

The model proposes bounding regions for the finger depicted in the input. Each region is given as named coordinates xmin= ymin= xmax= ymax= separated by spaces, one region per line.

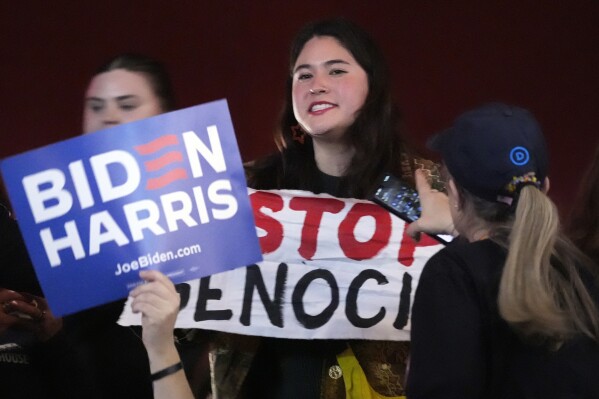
xmin=139 ymin=269 xmax=169 ymax=284
xmin=405 ymin=221 xmax=422 ymax=242
xmin=131 ymin=279 xmax=180 ymax=304
xmin=0 ymin=310 xmax=20 ymax=324
xmin=8 ymin=300 xmax=42 ymax=318
xmin=0 ymin=289 xmax=27 ymax=303
xmin=132 ymin=289 xmax=180 ymax=313
xmin=131 ymin=298 xmax=179 ymax=328
xmin=131 ymin=279 xmax=176 ymax=301
xmin=0 ymin=313 xmax=30 ymax=331
xmin=132 ymin=289 xmax=177 ymax=307
xmin=414 ymin=168 xmax=432 ymax=193
xmin=131 ymin=300 xmax=160 ymax=317
xmin=132 ymin=271 xmax=176 ymax=297
xmin=32 ymin=297 xmax=53 ymax=315
xmin=131 ymin=296 xmax=177 ymax=317
xmin=137 ymin=270 xmax=175 ymax=291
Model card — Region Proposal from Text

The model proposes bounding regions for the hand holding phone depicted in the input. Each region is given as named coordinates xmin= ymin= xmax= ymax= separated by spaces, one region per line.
xmin=372 ymin=172 xmax=454 ymax=245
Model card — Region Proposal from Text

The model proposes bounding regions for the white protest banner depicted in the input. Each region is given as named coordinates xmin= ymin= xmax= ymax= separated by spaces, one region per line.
xmin=120 ymin=188 xmax=445 ymax=340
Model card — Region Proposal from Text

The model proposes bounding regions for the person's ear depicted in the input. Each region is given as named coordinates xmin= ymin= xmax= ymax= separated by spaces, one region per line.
xmin=542 ymin=177 xmax=550 ymax=194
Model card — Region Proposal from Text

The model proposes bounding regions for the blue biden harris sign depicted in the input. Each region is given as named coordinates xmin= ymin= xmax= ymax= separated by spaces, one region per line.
xmin=1 ymin=99 xmax=262 ymax=316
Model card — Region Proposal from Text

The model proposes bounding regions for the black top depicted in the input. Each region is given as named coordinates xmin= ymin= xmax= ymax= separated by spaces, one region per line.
xmin=0 ymin=327 xmax=103 ymax=399
xmin=406 ymin=239 xmax=599 ymax=398
xmin=243 ymin=169 xmax=346 ymax=398
xmin=0 ymin=204 xmax=42 ymax=295
xmin=0 ymin=203 xmax=152 ymax=398
xmin=0 ymin=206 xmax=100 ymax=398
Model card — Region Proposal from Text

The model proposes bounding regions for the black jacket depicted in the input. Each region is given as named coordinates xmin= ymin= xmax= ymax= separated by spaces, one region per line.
xmin=407 ymin=239 xmax=599 ymax=399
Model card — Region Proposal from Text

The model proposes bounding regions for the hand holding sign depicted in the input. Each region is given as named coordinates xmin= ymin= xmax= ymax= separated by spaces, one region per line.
xmin=130 ymin=270 xmax=180 ymax=351
xmin=1 ymin=100 xmax=262 ymax=316
xmin=130 ymin=270 xmax=195 ymax=399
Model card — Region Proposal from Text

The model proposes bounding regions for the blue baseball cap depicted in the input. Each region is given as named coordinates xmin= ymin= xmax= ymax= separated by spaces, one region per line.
xmin=427 ymin=103 xmax=549 ymax=202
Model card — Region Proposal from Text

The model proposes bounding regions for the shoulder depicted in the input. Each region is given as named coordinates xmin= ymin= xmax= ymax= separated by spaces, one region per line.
xmin=244 ymin=153 xmax=283 ymax=190
xmin=413 ymin=241 xmax=507 ymax=325
xmin=421 ymin=240 xmax=506 ymax=283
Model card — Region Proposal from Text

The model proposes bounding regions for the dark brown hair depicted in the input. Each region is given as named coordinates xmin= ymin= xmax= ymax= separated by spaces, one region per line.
xmin=95 ymin=53 xmax=175 ymax=112
xmin=247 ymin=17 xmax=412 ymax=198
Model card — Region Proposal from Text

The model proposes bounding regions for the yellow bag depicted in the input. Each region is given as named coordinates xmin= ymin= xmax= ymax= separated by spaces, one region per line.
xmin=336 ymin=347 xmax=406 ymax=399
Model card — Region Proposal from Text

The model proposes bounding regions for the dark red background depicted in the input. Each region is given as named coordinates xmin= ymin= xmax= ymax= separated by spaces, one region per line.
xmin=1 ymin=1 xmax=598 ymax=217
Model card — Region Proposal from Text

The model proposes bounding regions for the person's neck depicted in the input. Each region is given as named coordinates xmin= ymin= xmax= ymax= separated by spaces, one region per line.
xmin=313 ymin=140 xmax=354 ymax=177
xmin=455 ymin=212 xmax=492 ymax=242
xmin=462 ymin=223 xmax=491 ymax=242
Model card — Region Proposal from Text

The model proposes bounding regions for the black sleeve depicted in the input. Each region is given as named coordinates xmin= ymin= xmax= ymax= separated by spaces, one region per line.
xmin=30 ymin=329 xmax=102 ymax=399
xmin=406 ymin=250 xmax=486 ymax=399
xmin=0 ymin=206 xmax=43 ymax=295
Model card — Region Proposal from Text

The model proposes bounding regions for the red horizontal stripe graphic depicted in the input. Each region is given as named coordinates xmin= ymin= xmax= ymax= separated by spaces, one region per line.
xmin=135 ymin=134 xmax=179 ymax=155
xmin=146 ymin=168 xmax=188 ymax=190
xmin=144 ymin=151 xmax=184 ymax=172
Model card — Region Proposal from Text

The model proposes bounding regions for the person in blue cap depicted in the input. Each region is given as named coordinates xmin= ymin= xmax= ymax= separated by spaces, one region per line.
xmin=405 ymin=103 xmax=599 ymax=398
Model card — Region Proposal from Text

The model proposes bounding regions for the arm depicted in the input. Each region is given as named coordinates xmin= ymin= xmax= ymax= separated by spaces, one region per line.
xmin=1 ymin=289 xmax=102 ymax=397
xmin=406 ymin=252 xmax=486 ymax=398
xmin=406 ymin=169 xmax=456 ymax=241
xmin=130 ymin=270 xmax=194 ymax=399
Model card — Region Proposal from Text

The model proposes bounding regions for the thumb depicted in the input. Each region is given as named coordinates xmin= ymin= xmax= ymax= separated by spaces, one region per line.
xmin=405 ymin=220 xmax=421 ymax=243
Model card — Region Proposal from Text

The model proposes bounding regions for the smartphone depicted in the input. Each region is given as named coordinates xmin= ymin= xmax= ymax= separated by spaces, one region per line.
xmin=372 ymin=172 xmax=453 ymax=245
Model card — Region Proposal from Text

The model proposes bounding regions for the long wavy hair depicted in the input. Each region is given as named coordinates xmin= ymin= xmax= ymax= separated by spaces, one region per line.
xmin=569 ymin=144 xmax=599 ymax=263
xmin=454 ymin=177 xmax=599 ymax=346
xmin=247 ymin=17 xmax=413 ymax=199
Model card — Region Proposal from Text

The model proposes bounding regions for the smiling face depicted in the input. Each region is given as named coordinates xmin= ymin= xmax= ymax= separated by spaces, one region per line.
xmin=82 ymin=69 xmax=163 ymax=134
xmin=292 ymin=36 xmax=369 ymax=143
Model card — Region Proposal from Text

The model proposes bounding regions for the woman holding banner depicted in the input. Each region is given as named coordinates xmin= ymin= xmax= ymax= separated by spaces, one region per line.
xmin=405 ymin=103 xmax=599 ymax=397
xmin=135 ymin=17 xmax=444 ymax=399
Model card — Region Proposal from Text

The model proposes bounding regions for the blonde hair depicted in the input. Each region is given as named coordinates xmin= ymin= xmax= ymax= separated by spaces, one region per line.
xmin=498 ymin=185 xmax=599 ymax=345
